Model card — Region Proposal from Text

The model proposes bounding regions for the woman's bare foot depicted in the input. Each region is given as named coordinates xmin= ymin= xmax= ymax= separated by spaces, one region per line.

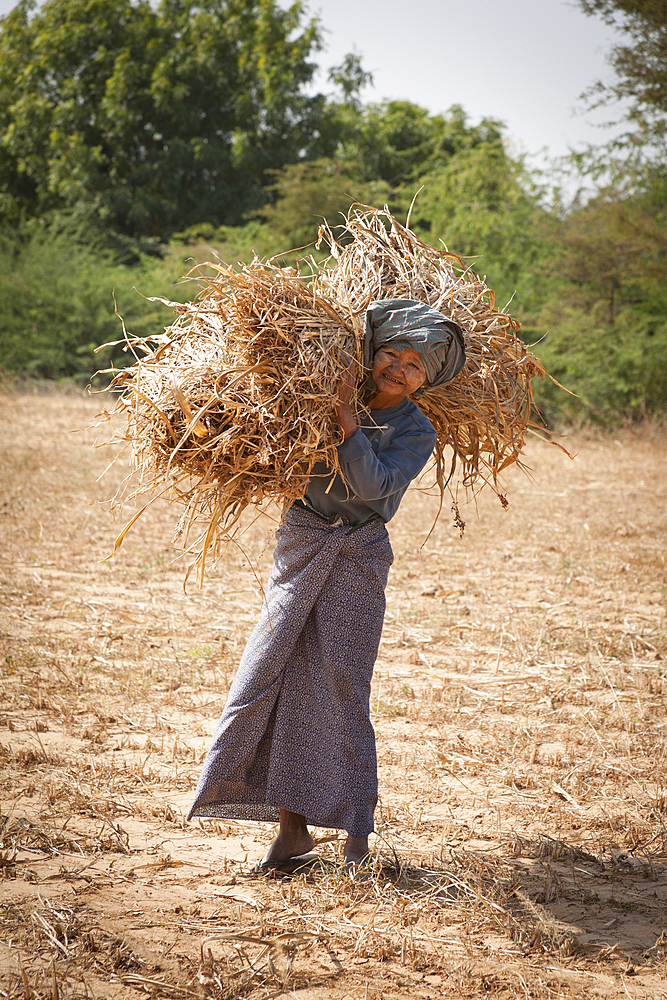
xmin=261 ymin=809 xmax=315 ymax=864
xmin=344 ymin=834 xmax=369 ymax=865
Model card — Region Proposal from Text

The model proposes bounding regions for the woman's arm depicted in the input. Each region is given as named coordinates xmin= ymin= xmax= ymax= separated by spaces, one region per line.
xmin=332 ymin=354 xmax=436 ymax=520
xmin=337 ymin=421 xmax=436 ymax=508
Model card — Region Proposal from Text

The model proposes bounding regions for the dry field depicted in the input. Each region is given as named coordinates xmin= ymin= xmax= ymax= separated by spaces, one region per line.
xmin=1 ymin=391 xmax=666 ymax=1000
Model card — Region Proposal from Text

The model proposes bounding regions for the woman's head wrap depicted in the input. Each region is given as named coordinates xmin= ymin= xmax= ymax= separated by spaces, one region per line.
xmin=364 ymin=299 xmax=466 ymax=393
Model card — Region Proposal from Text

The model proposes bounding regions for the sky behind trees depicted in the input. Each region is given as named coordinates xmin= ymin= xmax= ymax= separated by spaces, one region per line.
xmin=292 ymin=0 xmax=628 ymax=161
xmin=0 ymin=0 xmax=626 ymax=161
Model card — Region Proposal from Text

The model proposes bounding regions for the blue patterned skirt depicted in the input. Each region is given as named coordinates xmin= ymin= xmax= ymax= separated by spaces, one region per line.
xmin=186 ymin=505 xmax=394 ymax=837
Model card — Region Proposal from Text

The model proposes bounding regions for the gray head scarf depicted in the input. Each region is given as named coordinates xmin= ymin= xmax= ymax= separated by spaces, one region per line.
xmin=363 ymin=299 xmax=466 ymax=394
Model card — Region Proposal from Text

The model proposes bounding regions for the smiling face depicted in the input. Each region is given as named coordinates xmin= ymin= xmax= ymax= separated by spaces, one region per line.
xmin=371 ymin=346 xmax=428 ymax=402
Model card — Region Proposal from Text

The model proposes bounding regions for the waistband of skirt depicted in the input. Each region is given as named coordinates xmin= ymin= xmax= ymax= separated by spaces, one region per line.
xmin=290 ymin=498 xmax=384 ymax=532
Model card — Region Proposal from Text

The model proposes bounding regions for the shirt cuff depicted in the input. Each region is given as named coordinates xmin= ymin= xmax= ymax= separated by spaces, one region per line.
xmin=337 ymin=428 xmax=372 ymax=462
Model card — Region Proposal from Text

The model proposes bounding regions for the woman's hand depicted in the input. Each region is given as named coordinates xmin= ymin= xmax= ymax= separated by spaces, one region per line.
xmin=337 ymin=352 xmax=356 ymax=406
xmin=335 ymin=353 xmax=358 ymax=440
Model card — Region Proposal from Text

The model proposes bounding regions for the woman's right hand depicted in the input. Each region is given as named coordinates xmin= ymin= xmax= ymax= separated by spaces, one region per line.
xmin=336 ymin=352 xmax=357 ymax=406
xmin=335 ymin=352 xmax=358 ymax=440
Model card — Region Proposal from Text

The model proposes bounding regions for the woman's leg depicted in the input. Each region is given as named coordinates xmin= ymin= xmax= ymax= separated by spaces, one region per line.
xmin=261 ymin=809 xmax=315 ymax=863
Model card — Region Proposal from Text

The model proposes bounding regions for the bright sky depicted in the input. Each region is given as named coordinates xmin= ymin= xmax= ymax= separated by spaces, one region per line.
xmin=305 ymin=0 xmax=627 ymax=163
xmin=0 ymin=0 xmax=627 ymax=164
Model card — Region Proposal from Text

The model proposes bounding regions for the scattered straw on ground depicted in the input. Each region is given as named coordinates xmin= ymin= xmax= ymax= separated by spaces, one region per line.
xmin=1 ymin=392 xmax=666 ymax=999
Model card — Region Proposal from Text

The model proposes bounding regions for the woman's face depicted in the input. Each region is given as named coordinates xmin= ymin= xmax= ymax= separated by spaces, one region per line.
xmin=371 ymin=346 xmax=428 ymax=400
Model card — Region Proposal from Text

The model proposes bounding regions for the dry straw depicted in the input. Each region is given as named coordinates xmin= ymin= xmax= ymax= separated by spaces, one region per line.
xmin=98 ymin=261 xmax=355 ymax=582
xmin=315 ymin=204 xmax=548 ymax=502
xmin=98 ymin=205 xmax=550 ymax=581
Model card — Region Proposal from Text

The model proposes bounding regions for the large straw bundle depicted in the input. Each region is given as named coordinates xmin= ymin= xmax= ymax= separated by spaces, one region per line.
xmin=101 ymin=260 xmax=355 ymax=580
xmin=99 ymin=204 xmax=551 ymax=581
xmin=315 ymin=205 xmax=547 ymax=497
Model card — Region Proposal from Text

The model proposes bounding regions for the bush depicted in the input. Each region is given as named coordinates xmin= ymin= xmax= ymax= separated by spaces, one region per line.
xmin=529 ymin=304 xmax=667 ymax=425
xmin=0 ymin=225 xmax=189 ymax=381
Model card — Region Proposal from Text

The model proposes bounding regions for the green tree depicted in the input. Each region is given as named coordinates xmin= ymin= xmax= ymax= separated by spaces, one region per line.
xmin=0 ymin=221 xmax=179 ymax=378
xmin=578 ymin=0 xmax=667 ymax=143
xmin=0 ymin=0 xmax=327 ymax=239
xmin=528 ymin=182 xmax=667 ymax=422
xmin=530 ymin=302 xmax=667 ymax=423
xmin=327 ymin=51 xmax=372 ymax=109
xmin=249 ymin=102 xmax=508 ymax=254
xmin=333 ymin=101 xmax=505 ymax=189
xmin=551 ymin=187 xmax=667 ymax=323
xmin=408 ymin=138 xmax=550 ymax=311
xmin=258 ymin=158 xmax=390 ymax=249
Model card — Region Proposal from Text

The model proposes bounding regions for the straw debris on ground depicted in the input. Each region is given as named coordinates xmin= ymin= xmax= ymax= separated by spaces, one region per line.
xmin=97 ymin=205 xmax=551 ymax=580
xmin=2 ymin=392 xmax=666 ymax=1000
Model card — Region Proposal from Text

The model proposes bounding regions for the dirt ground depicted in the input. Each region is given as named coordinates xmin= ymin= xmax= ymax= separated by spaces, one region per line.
xmin=1 ymin=391 xmax=666 ymax=1000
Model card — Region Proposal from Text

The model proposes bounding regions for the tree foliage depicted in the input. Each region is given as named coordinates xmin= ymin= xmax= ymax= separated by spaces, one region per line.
xmin=530 ymin=302 xmax=667 ymax=423
xmin=551 ymin=188 xmax=667 ymax=322
xmin=258 ymin=158 xmax=390 ymax=249
xmin=523 ymin=177 xmax=667 ymax=422
xmin=408 ymin=137 xmax=550 ymax=309
xmin=578 ymin=0 xmax=667 ymax=143
xmin=327 ymin=51 xmax=372 ymax=108
xmin=249 ymin=104 xmax=507 ymax=251
xmin=1 ymin=0 xmax=667 ymax=422
xmin=0 ymin=222 xmax=178 ymax=378
xmin=336 ymin=101 xmax=505 ymax=188
xmin=0 ymin=0 xmax=327 ymax=238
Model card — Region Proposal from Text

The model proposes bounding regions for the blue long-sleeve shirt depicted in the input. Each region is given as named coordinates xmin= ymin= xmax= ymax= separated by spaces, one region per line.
xmin=303 ymin=398 xmax=437 ymax=525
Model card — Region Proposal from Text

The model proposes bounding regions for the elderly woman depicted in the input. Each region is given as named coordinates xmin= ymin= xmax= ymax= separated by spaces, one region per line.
xmin=187 ymin=300 xmax=465 ymax=868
